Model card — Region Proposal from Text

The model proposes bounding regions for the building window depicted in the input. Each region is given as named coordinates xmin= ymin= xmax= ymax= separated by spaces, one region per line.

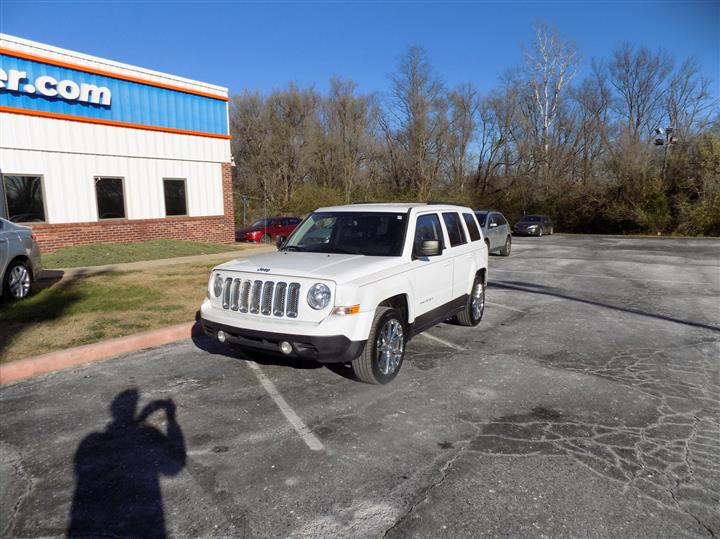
xmin=95 ymin=177 xmax=126 ymax=220
xmin=3 ymin=175 xmax=46 ymax=223
xmin=163 ymin=178 xmax=187 ymax=216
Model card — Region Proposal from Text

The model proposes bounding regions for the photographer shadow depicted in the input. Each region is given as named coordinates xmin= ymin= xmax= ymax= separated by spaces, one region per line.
xmin=67 ymin=389 xmax=186 ymax=539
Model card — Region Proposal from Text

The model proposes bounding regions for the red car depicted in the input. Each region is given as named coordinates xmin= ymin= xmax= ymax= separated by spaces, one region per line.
xmin=235 ymin=217 xmax=302 ymax=244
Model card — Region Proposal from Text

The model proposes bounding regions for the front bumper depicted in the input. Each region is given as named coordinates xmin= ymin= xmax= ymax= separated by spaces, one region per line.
xmin=201 ymin=318 xmax=366 ymax=363
xmin=513 ymin=228 xmax=540 ymax=236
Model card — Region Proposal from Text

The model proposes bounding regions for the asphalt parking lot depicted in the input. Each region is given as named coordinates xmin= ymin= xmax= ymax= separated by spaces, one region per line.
xmin=1 ymin=235 xmax=719 ymax=538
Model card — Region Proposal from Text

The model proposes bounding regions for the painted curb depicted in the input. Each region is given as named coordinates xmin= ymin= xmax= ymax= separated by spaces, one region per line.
xmin=0 ymin=321 xmax=203 ymax=385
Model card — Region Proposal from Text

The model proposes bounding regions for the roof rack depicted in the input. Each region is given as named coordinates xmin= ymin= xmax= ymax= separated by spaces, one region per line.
xmin=426 ymin=201 xmax=467 ymax=207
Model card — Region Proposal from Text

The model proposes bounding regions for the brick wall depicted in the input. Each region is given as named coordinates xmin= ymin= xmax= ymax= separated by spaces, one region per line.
xmin=29 ymin=162 xmax=235 ymax=253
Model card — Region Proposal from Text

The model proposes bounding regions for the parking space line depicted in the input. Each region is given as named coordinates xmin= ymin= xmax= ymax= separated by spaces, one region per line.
xmin=493 ymin=268 xmax=716 ymax=286
xmin=486 ymin=301 xmax=525 ymax=313
xmin=419 ymin=332 xmax=466 ymax=351
xmin=246 ymin=362 xmax=324 ymax=451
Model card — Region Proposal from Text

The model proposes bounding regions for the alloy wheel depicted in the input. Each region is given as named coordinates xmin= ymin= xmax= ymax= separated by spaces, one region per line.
xmin=471 ymin=281 xmax=485 ymax=320
xmin=9 ymin=265 xmax=31 ymax=299
xmin=376 ymin=318 xmax=404 ymax=375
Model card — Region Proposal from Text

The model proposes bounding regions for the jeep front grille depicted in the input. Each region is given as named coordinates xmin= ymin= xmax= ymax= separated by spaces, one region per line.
xmin=221 ymin=278 xmax=300 ymax=318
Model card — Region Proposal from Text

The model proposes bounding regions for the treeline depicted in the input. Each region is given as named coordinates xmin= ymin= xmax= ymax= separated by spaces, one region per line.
xmin=230 ymin=24 xmax=719 ymax=235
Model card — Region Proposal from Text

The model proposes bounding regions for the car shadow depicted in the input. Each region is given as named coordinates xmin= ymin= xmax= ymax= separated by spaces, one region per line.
xmin=0 ymin=269 xmax=82 ymax=359
xmin=191 ymin=334 xmax=358 ymax=381
xmin=489 ymin=280 xmax=720 ymax=333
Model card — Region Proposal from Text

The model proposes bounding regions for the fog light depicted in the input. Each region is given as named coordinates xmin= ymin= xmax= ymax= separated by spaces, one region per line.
xmin=217 ymin=330 xmax=226 ymax=343
xmin=279 ymin=341 xmax=292 ymax=355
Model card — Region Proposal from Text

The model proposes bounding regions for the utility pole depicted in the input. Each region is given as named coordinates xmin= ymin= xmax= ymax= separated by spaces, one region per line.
xmin=654 ymin=126 xmax=678 ymax=182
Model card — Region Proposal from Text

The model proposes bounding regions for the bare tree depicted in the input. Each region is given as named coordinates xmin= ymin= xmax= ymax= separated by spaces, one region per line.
xmin=446 ymin=83 xmax=479 ymax=193
xmin=607 ymin=43 xmax=673 ymax=139
xmin=523 ymin=23 xmax=578 ymax=176
xmin=382 ymin=46 xmax=449 ymax=199
xmin=317 ymin=78 xmax=377 ymax=202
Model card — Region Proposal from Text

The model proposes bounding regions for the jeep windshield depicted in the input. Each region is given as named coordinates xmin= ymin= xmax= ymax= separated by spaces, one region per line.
xmin=283 ymin=212 xmax=407 ymax=256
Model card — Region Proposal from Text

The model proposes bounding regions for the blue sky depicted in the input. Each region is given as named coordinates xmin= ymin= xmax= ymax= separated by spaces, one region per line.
xmin=2 ymin=1 xmax=718 ymax=97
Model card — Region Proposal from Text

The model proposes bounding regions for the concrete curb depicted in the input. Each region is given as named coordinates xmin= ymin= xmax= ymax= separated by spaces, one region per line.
xmin=0 ymin=321 xmax=202 ymax=385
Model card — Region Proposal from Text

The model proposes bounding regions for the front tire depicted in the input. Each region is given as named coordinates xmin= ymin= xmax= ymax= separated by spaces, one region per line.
xmin=500 ymin=236 xmax=512 ymax=256
xmin=351 ymin=307 xmax=405 ymax=384
xmin=456 ymin=277 xmax=485 ymax=326
xmin=538 ymin=227 xmax=544 ymax=237
xmin=261 ymin=234 xmax=273 ymax=244
xmin=4 ymin=260 xmax=32 ymax=300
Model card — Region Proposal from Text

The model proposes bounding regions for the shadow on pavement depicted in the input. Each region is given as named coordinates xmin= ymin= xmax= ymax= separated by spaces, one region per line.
xmin=192 ymin=334 xmax=358 ymax=381
xmin=489 ymin=280 xmax=720 ymax=333
xmin=67 ymin=388 xmax=186 ymax=539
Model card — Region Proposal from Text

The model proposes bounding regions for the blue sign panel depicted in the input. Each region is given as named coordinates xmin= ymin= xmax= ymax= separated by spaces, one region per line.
xmin=0 ymin=53 xmax=228 ymax=137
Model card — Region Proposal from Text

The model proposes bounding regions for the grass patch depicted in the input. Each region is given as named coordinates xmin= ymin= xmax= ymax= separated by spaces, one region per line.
xmin=42 ymin=239 xmax=248 ymax=268
xmin=0 ymin=261 xmax=217 ymax=363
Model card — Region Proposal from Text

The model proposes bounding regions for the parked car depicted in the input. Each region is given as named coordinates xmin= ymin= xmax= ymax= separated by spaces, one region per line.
xmin=202 ymin=203 xmax=489 ymax=384
xmin=513 ymin=215 xmax=554 ymax=236
xmin=235 ymin=217 xmax=301 ymax=244
xmin=475 ymin=210 xmax=512 ymax=256
xmin=1 ymin=218 xmax=42 ymax=300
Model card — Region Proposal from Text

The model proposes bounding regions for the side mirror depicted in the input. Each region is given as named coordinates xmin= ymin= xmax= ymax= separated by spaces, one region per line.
xmin=489 ymin=222 xmax=498 ymax=228
xmin=417 ymin=240 xmax=442 ymax=257
xmin=276 ymin=236 xmax=285 ymax=250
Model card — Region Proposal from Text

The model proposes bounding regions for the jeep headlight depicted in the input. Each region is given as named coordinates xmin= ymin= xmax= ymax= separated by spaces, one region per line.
xmin=307 ymin=283 xmax=331 ymax=310
xmin=213 ymin=274 xmax=224 ymax=297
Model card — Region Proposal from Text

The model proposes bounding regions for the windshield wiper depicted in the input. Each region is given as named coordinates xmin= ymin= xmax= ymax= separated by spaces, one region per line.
xmin=281 ymin=245 xmax=306 ymax=252
xmin=327 ymin=247 xmax=364 ymax=255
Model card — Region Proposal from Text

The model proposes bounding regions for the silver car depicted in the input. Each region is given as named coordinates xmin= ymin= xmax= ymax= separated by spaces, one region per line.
xmin=475 ymin=210 xmax=512 ymax=256
xmin=1 ymin=218 xmax=42 ymax=300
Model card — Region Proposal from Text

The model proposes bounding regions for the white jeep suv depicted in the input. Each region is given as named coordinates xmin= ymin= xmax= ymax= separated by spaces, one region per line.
xmin=200 ymin=203 xmax=488 ymax=384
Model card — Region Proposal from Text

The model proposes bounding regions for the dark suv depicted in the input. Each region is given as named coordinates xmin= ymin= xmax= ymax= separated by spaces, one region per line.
xmin=513 ymin=215 xmax=554 ymax=236
xmin=235 ymin=217 xmax=302 ymax=244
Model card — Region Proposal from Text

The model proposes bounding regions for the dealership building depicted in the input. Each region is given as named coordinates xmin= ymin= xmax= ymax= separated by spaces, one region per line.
xmin=0 ymin=33 xmax=234 ymax=252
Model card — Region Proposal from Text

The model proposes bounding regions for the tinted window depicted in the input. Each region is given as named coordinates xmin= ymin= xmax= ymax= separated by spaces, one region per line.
xmin=442 ymin=212 xmax=467 ymax=247
xmin=414 ymin=213 xmax=443 ymax=252
xmin=521 ymin=215 xmax=541 ymax=223
xmin=3 ymin=175 xmax=46 ymax=222
xmin=285 ymin=212 xmax=406 ymax=256
xmin=475 ymin=212 xmax=488 ymax=227
xmin=95 ymin=177 xmax=126 ymax=219
xmin=496 ymin=213 xmax=508 ymax=226
xmin=462 ymin=213 xmax=481 ymax=241
xmin=290 ymin=218 xmax=301 ymax=225
xmin=163 ymin=179 xmax=187 ymax=216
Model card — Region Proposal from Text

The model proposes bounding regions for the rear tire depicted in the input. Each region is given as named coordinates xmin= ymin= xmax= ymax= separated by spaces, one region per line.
xmin=351 ymin=307 xmax=405 ymax=384
xmin=500 ymin=236 xmax=512 ymax=256
xmin=456 ymin=276 xmax=485 ymax=327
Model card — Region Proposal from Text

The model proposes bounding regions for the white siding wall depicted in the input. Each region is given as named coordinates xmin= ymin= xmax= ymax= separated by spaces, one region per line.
xmin=1 ymin=145 xmax=225 ymax=224
xmin=1 ymin=114 xmax=230 ymax=163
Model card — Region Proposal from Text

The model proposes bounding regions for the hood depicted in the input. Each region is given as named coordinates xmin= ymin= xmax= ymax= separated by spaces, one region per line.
xmin=214 ymin=251 xmax=402 ymax=284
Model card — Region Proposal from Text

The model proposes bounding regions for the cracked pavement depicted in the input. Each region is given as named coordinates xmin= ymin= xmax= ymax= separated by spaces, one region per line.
xmin=1 ymin=235 xmax=719 ymax=537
